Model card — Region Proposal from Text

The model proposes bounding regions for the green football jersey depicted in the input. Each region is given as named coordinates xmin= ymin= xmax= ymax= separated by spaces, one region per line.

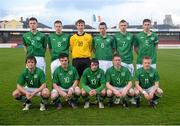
xmin=17 ymin=67 xmax=46 ymax=88
xmin=93 ymin=35 xmax=115 ymax=61
xmin=106 ymin=66 xmax=132 ymax=87
xmin=52 ymin=65 xmax=79 ymax=89
xmin=114 ymin=32 xmax=135 ymax=64
xmin=23 ymin=31 xmax=47 ymax=57
xmin=47 ymin=33 xmax=70 ymax=61
xmin=134 ymin=67 xmax=160 ymax=89
xmin=134 ymin=31 xmax=158 ymax=64
xmin=80 ymin=67 xmax=106 ymax=93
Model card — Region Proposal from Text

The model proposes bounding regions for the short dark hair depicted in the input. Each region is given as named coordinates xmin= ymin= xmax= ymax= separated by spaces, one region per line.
xmin=99 ymin=22 xmax=107 ymax=28
xmin=58 ymin=53 xmax=68 ymax=59
xmin=25 ymin=56 xmax=37 ymax=64
xmin=143 ymin=56 xmax=151 ymax=60
xmin=75 ymin=19 xmax=85 ymax=25
xmin=90 ymin=58 xmax=99 ymax=65
xmin=29 ymin=17 xmax=38 ymax=23
xmin=113 ymin=53 xmax=121 ymax=59
xmin=119 ymin=19 xmax=127 ymax=24
xmin=143 ymin=19 xmax=151 ymax=24
xmin=54 ymin=20 xmax=62 ymax=25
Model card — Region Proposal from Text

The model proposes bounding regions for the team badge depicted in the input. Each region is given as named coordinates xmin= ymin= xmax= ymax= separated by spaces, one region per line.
xmin=68 ymin=71 xmax=73 ymax=75
xmin=150 ymin=37 xmax=155 ymax=41
xmin=121 ymin=72 xmax=125 ymax=76
xmin=97 ymin=74 xmax=101 ymax=79
xmin=63 ymin=38 xmax=66 ymax=41
xmin=36 ymin=36 xmax=41 ymax=41
xmin=59 ymin=73 xmax=62 ymax=76
xmin=149 ymin=73 xmax=153 ymax=77
xmin=34 ymin=74 xmax=38 ymax=78
xmin=106 ymin=39 xmax=110 ymax=42
xmin=127 ymin=36 xmax=131 ymax=40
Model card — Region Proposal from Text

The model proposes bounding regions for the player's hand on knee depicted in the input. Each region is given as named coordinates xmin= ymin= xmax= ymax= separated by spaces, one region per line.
xmin=121 ymin=90 xmax=128 ymax=97
xmin=26 ymin=92 xmax=32 ymax=100
xmin=144 ymin=93 xmax=150 ymax=100
xmin=114 ymin=90 xmax=120 ymax=97
xmin=62 ymin=92 xmax=68 ymax=99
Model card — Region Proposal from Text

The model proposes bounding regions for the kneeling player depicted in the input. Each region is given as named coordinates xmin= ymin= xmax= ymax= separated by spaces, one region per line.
xmin=106 ymin=54 xmax=134 ymax=108
xmin=134 ymin=56 xmax=163 ymax=108
xmin=51 ymin=53 xmax=81 ymax=109
xmin=80 ymin=58 xmax=106 ymax=109
xmin=12 ymin=56 xmax=50 ymax=111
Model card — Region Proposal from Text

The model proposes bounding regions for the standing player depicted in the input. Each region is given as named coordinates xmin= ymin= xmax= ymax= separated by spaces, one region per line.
xmin=114 ymin=20 xmax=135 ymax=75
xmin=134 ymin=56 xmax=163 ymax=108
xmin=12 ymin=56 xmax=50 ymax=111
xmin=93 ymin=22 xmax=115 ymax=72
xmin=80 ymin=58 xmax=106 ymax=109
xmin=22 ymin=17 xmax=47 ymax=73
xmin=51 ymin=53 xmax=81 ymax=109
xmin=47 ymin=20 xmax=70 ymax=77
xmin=106 ymin=54 xmax=134 ymax=107
xmin=70 ymin=19 xmax=92 ymax=77
xmin=134 ymin=19 xmax=158 ymax=69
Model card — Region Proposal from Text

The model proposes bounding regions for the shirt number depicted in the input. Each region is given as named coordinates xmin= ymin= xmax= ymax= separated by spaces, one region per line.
xmin=64 ymin=77 xmax=70 ymax=83
xmin=101 ymin=43 xmax=105 ymax=48
xmin=58 ymin=42 xmax=62 ymax=47
xmin=91 ymin=79 xmax=97 ymax=85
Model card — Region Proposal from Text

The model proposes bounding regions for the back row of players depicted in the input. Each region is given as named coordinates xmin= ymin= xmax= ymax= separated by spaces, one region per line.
xmin=12 ymin=17 xmax=163 ymax=111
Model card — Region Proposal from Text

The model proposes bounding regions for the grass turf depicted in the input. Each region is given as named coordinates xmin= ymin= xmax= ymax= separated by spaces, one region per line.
xmin=0 ymin=48 xmax=180 ymax=125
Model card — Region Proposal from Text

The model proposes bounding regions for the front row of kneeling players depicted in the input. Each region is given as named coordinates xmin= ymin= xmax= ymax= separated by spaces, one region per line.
xmin=12 ymin=53 xmax=163 ymax=111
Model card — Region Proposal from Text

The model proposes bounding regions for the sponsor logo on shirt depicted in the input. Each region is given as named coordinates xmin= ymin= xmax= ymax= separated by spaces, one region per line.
xmin=59 ymin=73 xmax=63 ymax=76
xmin=87 ymin=75 xmax=91 ymax=78
xmin=140 ymin=36 xmax=144 ymax=39
xmin=111 ymin=74 xmax=115 ymax=76
xmin=52 ymin=39 xmax=56 ymax=41
xmin=25 ymin=76 xmax=29 ymax=79
xmin=141 ymin=74 xmax=144 ymax=77
xmin=27 ymin=36 xmax=31 ymax=39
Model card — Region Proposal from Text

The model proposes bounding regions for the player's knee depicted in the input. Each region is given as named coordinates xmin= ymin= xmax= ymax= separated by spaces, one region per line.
xmin=129 ymin=88 xmax=135 ymax=96
xmin=75 ymin=87 xmax=81 ymax=96
xmin=41 ymin=88 xmax=50 ymax=98
xmin=12 ymin=90 xmax=20 ymax=98
xmin=68 ymin=90 xmax=73 ymax=97
xmin=156 ymin=88 xmax=163 ymax=97
xmin=51 ymin=92 xmax=59 ymax=100
xmin=134 ymin=88 xmax=140 ymax=96
xmin=101 ymin=89 xmax=106 ymax=96
xmin=81 ymin=89 xmax=87 ymax=96
xmin=107 ymin=89 xmax=113 ymax=97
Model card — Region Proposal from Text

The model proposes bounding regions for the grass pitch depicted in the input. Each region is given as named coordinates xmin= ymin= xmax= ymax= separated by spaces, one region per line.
xmin=0 ymin=48 xmax=180 ymax=125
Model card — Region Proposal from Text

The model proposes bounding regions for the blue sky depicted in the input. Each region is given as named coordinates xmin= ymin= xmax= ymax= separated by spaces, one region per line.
xmin=0 ymin=0 xmax=180 ymax=28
